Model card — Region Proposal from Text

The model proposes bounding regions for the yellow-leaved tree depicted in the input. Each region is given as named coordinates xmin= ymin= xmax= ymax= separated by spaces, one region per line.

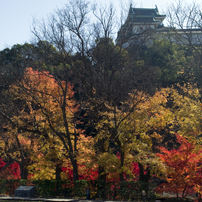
xmin=93 ymin=84 xmax=202 ymax=182
xmin=0 ymin=67 xmax=82 ymax=180
xmin=92 ymin=89 xmax=173 ymax=182
xmin=166 ymin=84 xmax=202 ymax=139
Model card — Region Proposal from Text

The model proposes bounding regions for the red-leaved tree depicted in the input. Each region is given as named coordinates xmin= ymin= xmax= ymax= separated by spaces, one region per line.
xmin=0 ymin=158 xmax=20 ymax=179
xmin=157 ymin=134 xmax=202 ymax=198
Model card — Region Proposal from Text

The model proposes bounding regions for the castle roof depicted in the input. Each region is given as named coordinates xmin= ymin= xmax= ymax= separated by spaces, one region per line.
xmin=116 ymin=5 xmax=167 ymax=45
xmin=128 ymin=5 xmax=166 ymax=24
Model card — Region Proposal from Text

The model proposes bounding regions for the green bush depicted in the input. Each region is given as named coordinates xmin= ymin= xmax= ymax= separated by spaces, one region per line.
xmin=0 ymin=179 xmax=156 ymax=200
xmin=33 ymin=180 xmax=72 ymax=197
xmin=0 ymin=179 xmax=29 ymax=196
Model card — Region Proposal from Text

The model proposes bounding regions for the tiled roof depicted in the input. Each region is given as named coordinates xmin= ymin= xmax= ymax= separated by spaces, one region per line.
xmin=128 ymin=6 xmax=166 ymax=23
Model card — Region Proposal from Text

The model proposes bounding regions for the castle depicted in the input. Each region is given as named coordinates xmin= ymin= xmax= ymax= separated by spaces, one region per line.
xmin=116 ymin=5 xmax=202 ymax=48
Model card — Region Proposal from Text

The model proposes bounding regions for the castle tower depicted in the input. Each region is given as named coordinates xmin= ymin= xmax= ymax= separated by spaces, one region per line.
xmin=116 ymin=5 xmax=166 ymax=47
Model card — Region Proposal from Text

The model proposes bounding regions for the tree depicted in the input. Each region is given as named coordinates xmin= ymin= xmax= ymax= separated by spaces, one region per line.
xmin=0 ymin=68 xmax=81 ymax=180
xmin=166 ymin=1 xmax=202 ymax=90
xmin=0 ymin=158 xmax=20 ymax=179
xmin=31 ymin=0 xmax=139 ymax=182
xmin=145 ymin=39 xmax=186 ymax=88
xmin=0 ymin=81 xmax=42 ymax=179
xmin=27 ymin=135 xmax=67 ymax=180
xmin=157 ymin=134 xmax=202 ymax=198
xmin=0 ymin=126 xmax=41 ymax=179
xmin=0 ymin=43 xmax=38 ymax=90
xmin=31 ymin=0 xmax=151 ymax=102
xmin=115 ymin=89 xmax=172 ymax=182
xmin=110 ymin=85 xmax=202 ymax=182
xmin=89 ymin=89 xmax=175 ymax=182
xmin=0 ymin=41 xmax=62 ymax=92
xmin=165 ymin=84 xmax=202 ymax=139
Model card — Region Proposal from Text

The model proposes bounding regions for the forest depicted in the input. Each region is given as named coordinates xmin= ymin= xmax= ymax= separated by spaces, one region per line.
xmin=1 ymin=0 xmax=202 ymax=200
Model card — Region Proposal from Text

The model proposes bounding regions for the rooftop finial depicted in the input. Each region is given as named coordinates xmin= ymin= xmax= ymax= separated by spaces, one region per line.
xmin=155 ymin=5 xmax=159 ymax=13
xmin=129 ymin=3 xmax=133 ymax=14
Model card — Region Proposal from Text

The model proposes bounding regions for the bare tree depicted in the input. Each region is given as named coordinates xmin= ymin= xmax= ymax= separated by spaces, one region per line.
xmin=31 ymin=0 xmax=140 ymax=183
xmin=166 ymin=1 xmax=202 ymax=89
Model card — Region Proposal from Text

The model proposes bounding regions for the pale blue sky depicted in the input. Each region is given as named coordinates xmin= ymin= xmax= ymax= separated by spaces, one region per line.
xmin=0 ymin=0 xmax=198 ymax=50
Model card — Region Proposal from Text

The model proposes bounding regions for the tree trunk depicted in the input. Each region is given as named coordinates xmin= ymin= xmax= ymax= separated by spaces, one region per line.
xmin=71 ymin=157 xmax=79 ymax=181
xmin=98 ymin=166 xmax=106 ymax=181
xmin=56 ymin=164 xmax=62 ymax=180
xmin=138 ymin=163 xmax=151 ymax=182
xmin=120 ymin=150 xmax=125 ymax=181
xmin=98 ymin=166 xmax=106 ymax=199
xmin=20 ymin=165 xmax=28 ymax=180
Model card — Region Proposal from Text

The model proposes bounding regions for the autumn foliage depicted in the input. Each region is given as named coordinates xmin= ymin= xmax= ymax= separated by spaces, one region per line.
xmin=0 ymin=159 xmax=20 ymax=179
xmin=157 ymin=134 xmax=202 ymax=198
xmin=1 ymin=66 xmax=202 ymax=201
